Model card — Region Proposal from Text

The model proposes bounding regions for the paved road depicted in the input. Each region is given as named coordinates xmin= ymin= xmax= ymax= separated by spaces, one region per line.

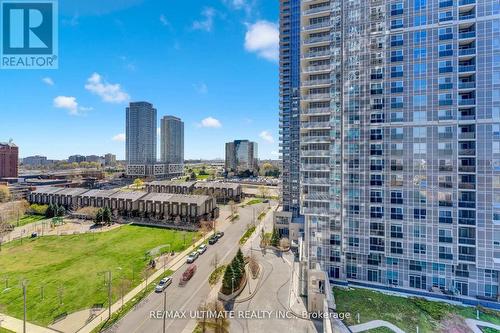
xmin=111 ymin=203 xmax=272 ymax=333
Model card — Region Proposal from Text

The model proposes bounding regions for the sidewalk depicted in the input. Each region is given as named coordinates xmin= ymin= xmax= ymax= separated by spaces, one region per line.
xmin=77 ymin=211 xmax=233 ymax=333
xmin=0 ymin=312 xmax=61 ymax=333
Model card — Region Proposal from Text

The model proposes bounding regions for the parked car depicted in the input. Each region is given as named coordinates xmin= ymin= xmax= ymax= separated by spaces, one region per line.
xmin=179 ymin=265 xmax=197 ymax=286
xmin=208 ymin=236 xmax=218 ymax=245
xmin=197 ymin=244 xmax=207 ymax=255
xmin=186 ymin=251 xmax=199 ymax=263
xmin=216 ymin=231 xmax=224 ymax=239
xmin=155 ymin=277 xmax=172 ymax=292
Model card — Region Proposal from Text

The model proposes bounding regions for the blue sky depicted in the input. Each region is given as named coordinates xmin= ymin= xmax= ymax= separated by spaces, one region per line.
xmin=0 ymin=0 xmax=279 ymax=160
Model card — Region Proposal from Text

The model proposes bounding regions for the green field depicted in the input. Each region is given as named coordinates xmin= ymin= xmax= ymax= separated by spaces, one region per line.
xmin=7 ymin=214 xmax=46 ymax=227
xmin=334 ymin=287 xmax=500 ymax=333
xmin=0 ymin=225 xmax=198 ymax=326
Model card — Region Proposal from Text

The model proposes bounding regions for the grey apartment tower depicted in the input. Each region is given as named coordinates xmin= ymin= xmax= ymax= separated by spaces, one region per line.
xmin=126 ymin=102 xmax=157 ymax=164
xmin=292 ymin=0 xmax=500 ymax=302
xmin=280 ymin=0 xmax=303 ymax=219
xmin=161 ymin=115 xmax=184 ymax=165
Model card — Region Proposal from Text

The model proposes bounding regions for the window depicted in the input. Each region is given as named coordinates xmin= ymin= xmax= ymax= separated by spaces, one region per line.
xmin=413 ymin=127 xmax=426 ymax=138
xmin=391 ymin=80 xmax=404 ymax=93
xmin=414 ymin=111 xmax=427 ymax=122
xmin=414 ymin=208 xmax=427 ymax=220
xmin=414 ymin=225 xmax=426 ymax=238
xmin=439 ymin=60 xmax=453 ymax=73
xmin=439 ymin=246 xmax=453 ymax=259
xmin=391 ymin=19 xmax=404 ymax=29
xmin=391 ymin=207 xmax=403 ymax=220
xmin=414 ymin=48 xmax=427 ymax=60
xmin=414 ymin=143 xmax=427 ymax=155
xmin=414 ymin=30 xmax=427 ymax=43
xmin=439 ymin=44 xmax=453 ymax=57
xmin=439 ymin=76 xmax=453 ymax=89
xmin=390 ymin=241 xmax=403 ymax=254
xmin=414 ymin=79 xmax=427 ymax=91
xmin=414 ymin=63 xmax=427 ymax=76
xmin=391 ymin=65 xmax=404 ymax=77
xmin=391 ymin=34 xmax=404 ymax=46
xmin=414 ymin=243 xmax=426 ymax=254
xmin=439 ymin=11 xmax=453 ymax=22
xmin=391 ymin=96 xmax=404 ymax=108
xmin=348 ymin=237 xmax=360 ymax=247
xmin=439 ymin=27 xmax=453 ymax=40
xmin=391 ymin=50 xmax=404 ymax=62
xmin=413 ymin=95 xmax=427 ymax=107
xmin=414 ymin=15 xmax=427 ymax=26
xmin=414 ymin=0 xmax=426 ymax=10
xmin=391 ymin=225 xmax=403 ymax=238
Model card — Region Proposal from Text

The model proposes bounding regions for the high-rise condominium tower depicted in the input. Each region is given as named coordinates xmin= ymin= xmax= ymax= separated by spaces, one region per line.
xmin=280 ymin=0 xmax=302 ymax=219
xmin=225 ymin=140 xmax=258 ymax=175
xmin=160 ymin=115 xmax=184 ymax=165
xmin=126 ymin=102 xmax=157 ymax=164
xmin=297 ymin=0 xmax=500 ymax=301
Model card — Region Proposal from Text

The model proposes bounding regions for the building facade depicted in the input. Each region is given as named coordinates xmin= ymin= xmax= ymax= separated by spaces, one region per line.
xmin=280 ymin=0 xmax=302 ymax=218
xmin=160 ymin=115 xmax=184 ymax=165
xmin=298 ymin=0 xmax=500 ymax=301
xmin=104 ymin=153 xmax=117 ymax=166
xmin=0 ymin=141 xmax=18 ymax=179
xmin=225 ymin=140 xmax=258 ymax=175
xmin=22 ymin=155 xmax=48 ymax=167
xmin=126 ymin=101 xmax=157 ymax=164
xmin=68 ymin=155 xmax=86 ymax=163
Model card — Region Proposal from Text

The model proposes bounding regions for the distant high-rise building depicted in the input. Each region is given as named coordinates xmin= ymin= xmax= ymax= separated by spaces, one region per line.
xmin=160 ymin=115 xmax=184 ymax=165
xmin=85 ymin=155 xmax=104 ymax=164
xmin=293 ymin=0 xmax=500 ymax=303
xmin=0 ymin=141 xmax=18 ymax=178
xmin=104 ymin=153 xmax=117 ymax=166
xmin=22 ymin=155 xmax=47 ymax=167
xmin=225 ymin=140 xmax=258 ymax=175
xmin=126 ymin=102 xmax=157 ymax=164
xmin=68 ymin=155 xmax=86 ymax=163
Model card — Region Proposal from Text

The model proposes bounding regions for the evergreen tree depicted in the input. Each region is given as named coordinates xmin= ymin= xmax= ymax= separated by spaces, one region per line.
xmin=271 ymin=227 xmax=280 ymax=247
xmin=95 ymin=209 xmax=103 ymax=224
xmin=56 ymin=205 xmax=65 ymax=217
xmin=45 ymin=203 xmax=55 ymax=218
xmin=102 ymin=207 xmax=112 ymax=223
xmin=235 ymin=248 xmax=245 ymax=271
xmin=222 ymin=263 xmax=234 ymax=292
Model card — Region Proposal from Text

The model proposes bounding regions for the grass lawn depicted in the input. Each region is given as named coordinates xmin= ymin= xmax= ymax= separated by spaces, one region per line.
xmin=0 ymin=225 xmax=198 ymax=326
xmin=7 ymin=214 xmax=46 ymax=228
xmin=333 ymin=287 xmax=500 ymax=333
xmin=245 ymin=199 xmax=262 ymax=206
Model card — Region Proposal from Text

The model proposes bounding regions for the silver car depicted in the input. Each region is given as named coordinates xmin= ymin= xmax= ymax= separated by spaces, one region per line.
xmin=186 ymin=251 xmax=199 ymax=263
xmin=155 ymin=277 xmax=172 ymax=292
xmin=197 ymin=244 xmax=207 ymax=255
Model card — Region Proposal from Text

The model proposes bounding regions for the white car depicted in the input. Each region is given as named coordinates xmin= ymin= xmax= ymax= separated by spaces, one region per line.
xmin=155 ymin=277 xmax=172 ymax=292
xmin=197 ymin=244 xmax=207 ymax=255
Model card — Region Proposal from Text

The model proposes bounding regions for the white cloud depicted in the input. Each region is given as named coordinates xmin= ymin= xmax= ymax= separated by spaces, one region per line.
xmin=84 ymin=72 xmax=130 ymax=103
xmin=244 ymin=21 xmax=279 ymax=62
xmin=53 ymin=96 xmax=91 ymax=116
xmin=159 ymin=14 xmax=170 ymax=27
xmin=112 ymin=133 xmax=126 ymax=142
xmin=42 ymin=77 xmax=54 ymax=86
xmin=223 ymin=0 xmax=254 ymax=15
xmin=198 ymin=117 xmax=222 ymax=128
xmin=193 ymin=82 xmax=208 ymax=94
xmin=192 ymin=7 xmax=216 ymax=32
xmin=259 ymin=130 xmax=274 ymax=144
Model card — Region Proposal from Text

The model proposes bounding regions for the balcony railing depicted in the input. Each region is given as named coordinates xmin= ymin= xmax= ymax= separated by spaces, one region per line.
xmin=303 ymin=35 xmax=330 ymax=45
xmin=458 ymin=81 xmax=475 ymax=89
xmin=459 ymin=65 xmax=476 ymax=72
xmin=459 ymin=31 xmax=476 ymax=39
xmin=303 ymin=21 xmax=331 ymax=31
xmin=303 ymin=5 xmax=330 ymax=15
xmin=458 ymin=98 xmax=475 ymax=106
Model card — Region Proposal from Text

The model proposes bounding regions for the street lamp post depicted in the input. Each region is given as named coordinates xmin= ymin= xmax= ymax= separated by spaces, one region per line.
xmin=22 ymin=280 xmax=27 ymax=333
xmin=162 ymin=289 xmax=167 ymax=333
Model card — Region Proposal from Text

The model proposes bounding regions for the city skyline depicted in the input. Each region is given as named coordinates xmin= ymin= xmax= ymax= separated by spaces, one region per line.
xmin=0 ymin=0 xmax=280 ymax=160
